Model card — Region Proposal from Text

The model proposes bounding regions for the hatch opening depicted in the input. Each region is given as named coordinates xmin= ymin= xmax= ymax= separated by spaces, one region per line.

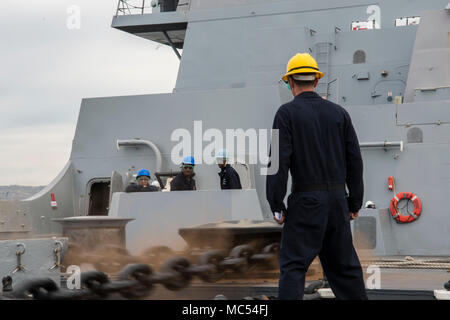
xmin=87 ymin=179 xmax=111 ymax=216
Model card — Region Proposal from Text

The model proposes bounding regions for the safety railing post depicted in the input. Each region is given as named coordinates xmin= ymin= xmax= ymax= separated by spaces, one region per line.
xmin=116 ymin=0 xmax=122 ymax=16
xmin=115 ymin=0 xmax=155 ymax=16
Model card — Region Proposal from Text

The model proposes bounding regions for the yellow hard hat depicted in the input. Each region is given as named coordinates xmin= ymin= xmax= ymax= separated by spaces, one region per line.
xmin=282 ymin=53 xmax=324 ymax=82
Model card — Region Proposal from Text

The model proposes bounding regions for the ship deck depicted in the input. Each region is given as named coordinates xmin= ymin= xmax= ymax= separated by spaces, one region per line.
xmin=61 ymin=267 xmax=447 ymax=300
xmin=147 ymin=268 xmax=449 ymax=300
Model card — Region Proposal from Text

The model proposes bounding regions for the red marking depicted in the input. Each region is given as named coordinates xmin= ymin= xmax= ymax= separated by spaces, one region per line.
xmin=388 ymin=176 xmax=394 ymax=190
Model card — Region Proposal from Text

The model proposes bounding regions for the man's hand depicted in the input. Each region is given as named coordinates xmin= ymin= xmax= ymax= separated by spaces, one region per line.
xmin=350 ymin=211 xmax=359 ymax=220
xmin=273 ymin=211 xmax=285 ymax=225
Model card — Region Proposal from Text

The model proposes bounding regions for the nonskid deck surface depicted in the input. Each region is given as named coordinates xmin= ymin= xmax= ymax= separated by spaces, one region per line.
xmin=57 ymin=268 xmax=448 ymax=300
xmin=134 ymin=269 xmax=448 ymax=300
xmin=366 ymin=268 xmax=449 ymax=291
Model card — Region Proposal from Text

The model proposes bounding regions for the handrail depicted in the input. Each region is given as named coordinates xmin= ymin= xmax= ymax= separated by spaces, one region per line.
xmin=360 ymin=141 xmax=404 ymax=152
xmin=117 ymin=139 xmax=163 ymax=173
xmin=116 ymin=0 xmax=153 ymax=16
xmin=116 ymin=0 xmax=188 ymax=16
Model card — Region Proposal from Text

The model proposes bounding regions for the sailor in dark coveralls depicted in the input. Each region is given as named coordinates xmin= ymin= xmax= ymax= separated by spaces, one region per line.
xmin=170 ymin=156 xmax=197 ymax=191
xmin=266 ymin=53 xmax=367 ymax=300
xmin=216 ymin=149 xmax=242 ymax=190
xmin=125 ymin=169 xmax=159 ymax=193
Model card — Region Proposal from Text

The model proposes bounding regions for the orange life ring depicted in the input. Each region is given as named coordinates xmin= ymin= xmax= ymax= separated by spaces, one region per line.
xmin=389 ymin=192 xmax=422 ymax=223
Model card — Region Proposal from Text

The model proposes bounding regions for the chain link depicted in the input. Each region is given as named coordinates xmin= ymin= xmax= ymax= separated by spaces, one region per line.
xmin=3 ymin=242 xmax=280 ymax=300
xmin=5 ymin=241 xmax=447 ymax=300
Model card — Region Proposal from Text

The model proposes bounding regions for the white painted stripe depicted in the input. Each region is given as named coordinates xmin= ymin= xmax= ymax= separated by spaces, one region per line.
xmin=318 ymin=288 xmax=335 ymax=299
xmin=434 ymin=290 xmax=450 ymax=300
xmin=411 ymin=195 xmax=417 ymax=201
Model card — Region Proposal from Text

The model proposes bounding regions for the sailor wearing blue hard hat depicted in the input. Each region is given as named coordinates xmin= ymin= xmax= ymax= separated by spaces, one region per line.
xmin=170 ymin=156 xmax=197 ymax=191
xmin=125 ymin=168 xmax=160 ymax=192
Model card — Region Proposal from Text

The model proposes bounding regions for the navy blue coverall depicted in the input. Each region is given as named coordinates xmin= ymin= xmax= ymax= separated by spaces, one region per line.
xmin=170 ymin=172 xmax=196 ymax=191
xmin=266 ymin=91 xmax=367 ymax=300
xmin=125 ymin=184 xmax=159 ymax=193
xmin=219 ymin=164 xmax=242 ymax=190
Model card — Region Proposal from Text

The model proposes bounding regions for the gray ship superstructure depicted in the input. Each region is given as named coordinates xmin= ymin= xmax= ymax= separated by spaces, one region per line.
xmin=1 ymin=0 xmax=450 ymax=289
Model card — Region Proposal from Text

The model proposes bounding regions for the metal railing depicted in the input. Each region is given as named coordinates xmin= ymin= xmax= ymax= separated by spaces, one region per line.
xmin=116 ymin=0 xmax=190 ymax=16
xmin=116 ymin=0 xmax=153 ymax=16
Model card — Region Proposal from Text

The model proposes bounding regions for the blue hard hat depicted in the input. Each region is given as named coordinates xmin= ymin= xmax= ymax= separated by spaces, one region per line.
xmin=215 ymin=148 xmax=228 ymax=160
xmin=136 ymin=169 xmax=151 ymax=179
xmin=182 ymin=156 xmax=195 ymax=165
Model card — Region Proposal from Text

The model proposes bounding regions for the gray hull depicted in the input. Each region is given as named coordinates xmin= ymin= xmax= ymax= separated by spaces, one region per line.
xmin=1 ymin=0 xmax=450 ymax=259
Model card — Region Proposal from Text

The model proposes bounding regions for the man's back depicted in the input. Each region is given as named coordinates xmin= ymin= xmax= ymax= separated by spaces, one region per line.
xmin=268 ymin=53 xmax=367 ymax=300
xmin=284 ymin=91 xmax=352 ymax=183
xmin=266 ymin=91 xmax=363 ymax=214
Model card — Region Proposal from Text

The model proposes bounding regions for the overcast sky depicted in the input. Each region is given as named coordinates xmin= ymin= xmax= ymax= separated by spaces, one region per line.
xmin=0 ymin=0 xmax=179 ymax=186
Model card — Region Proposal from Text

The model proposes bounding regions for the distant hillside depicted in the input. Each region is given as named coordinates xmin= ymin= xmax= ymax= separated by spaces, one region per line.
xmin=0 ymin=185 xmax=45 ymax=200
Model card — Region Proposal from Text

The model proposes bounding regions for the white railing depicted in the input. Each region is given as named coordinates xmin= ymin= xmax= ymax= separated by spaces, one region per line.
xmin=116 ymin=0 xmax=190 ymax=16
xmin=116 ymin=0 xmax=153 ymax=16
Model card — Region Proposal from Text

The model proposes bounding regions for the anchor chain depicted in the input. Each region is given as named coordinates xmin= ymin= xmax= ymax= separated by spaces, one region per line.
xmin=3 ymin=242 xmax=280 ymax=300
